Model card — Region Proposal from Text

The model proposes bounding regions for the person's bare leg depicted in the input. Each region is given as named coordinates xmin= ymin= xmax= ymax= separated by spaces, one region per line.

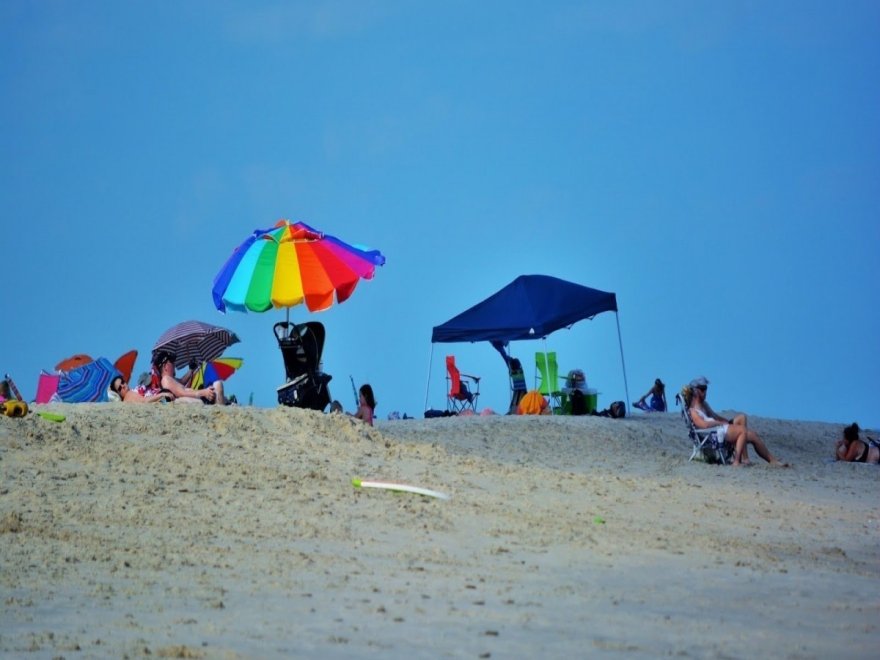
xmin=729 ymin=415 xmax=752 ymax=463
xmin=730 ymin=427 xmax=748 ymax=466
xmin=213 ymin=381 xmax=225 ymax=405
xmin=747 ymin=430 xmax=786 ymax=466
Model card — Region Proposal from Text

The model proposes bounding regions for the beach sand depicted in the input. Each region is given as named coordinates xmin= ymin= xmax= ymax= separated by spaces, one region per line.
xmin=1 ymin=404 xmax=877 ymax=658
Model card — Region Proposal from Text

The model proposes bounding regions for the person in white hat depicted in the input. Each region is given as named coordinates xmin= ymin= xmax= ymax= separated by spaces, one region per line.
xmin=687 ymin=377 xmax=787 ymax=467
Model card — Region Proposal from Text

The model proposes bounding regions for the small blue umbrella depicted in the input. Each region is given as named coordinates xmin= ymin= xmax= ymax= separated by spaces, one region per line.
xmin=57 ymin=357 xmax=120 ymax=403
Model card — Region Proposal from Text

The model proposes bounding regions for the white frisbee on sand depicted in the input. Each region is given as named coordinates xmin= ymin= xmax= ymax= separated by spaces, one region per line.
xmin=351 ymin=478 xmax=450 ymax=500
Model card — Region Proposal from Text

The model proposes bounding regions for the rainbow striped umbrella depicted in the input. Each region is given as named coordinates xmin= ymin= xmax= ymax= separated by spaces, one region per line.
xmin=191 ymin=357 xmax=243 ymax=389
xmin=212 ymin=219 xmax=385 ymax=317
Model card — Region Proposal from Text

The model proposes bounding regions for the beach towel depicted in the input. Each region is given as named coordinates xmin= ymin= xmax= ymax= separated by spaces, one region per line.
xmin=36 ymin=371 xmax=60 ymax=404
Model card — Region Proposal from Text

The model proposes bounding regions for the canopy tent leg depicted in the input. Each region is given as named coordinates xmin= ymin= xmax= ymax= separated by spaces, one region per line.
xmin=541 ymin=337 xmax=548 ymax=390
xmin=615 ymin=312 xmax=631 ymax=411
xmin=423 ymin=343 xmax=435 ymax=414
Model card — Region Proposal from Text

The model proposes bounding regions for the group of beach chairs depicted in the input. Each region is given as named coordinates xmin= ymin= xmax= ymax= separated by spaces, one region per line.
xmin=447 ymin=353 xmax=734 ymax=464
xmin=444 ymin=352 xmax=592 ymax=416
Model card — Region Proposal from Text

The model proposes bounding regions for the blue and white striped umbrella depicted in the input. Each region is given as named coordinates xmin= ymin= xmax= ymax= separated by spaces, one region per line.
xmin=57 ymin=357 xmax=120 ymax=403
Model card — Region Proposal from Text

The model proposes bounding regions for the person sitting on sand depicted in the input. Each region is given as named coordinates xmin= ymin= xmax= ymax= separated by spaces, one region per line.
xmin=834 ymin=422 xmax=880 ymax=464
xmin=0 ymin=379 xmax=11 ymax=403
xmin=155 ymin=350 xmax=225 ymax=405
xmin=349 ymin=384 xmax=376 ymax=425
xmin=686 ymin=376 xmax=786 ymax=467
xmin=635 ymin=378 xmax=667 ymax=412
xmin=111 ymin=375 xmax=174 ymax=403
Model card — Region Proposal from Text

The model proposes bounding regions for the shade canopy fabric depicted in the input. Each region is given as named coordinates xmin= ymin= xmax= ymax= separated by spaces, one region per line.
xmin=426 ymin=274 xmax=630 ymax=413
xmin=114 ymin=350 xmax=138 ymax=384
xmin=212 ymin=219 xmax=386 ymax=314
xmin=55 ymin=354 xmax=94 ymax=372
xmin=57 ymin=357 xmax=120 ymax=403
xmin=191 ymin=357 xmax=243 ymax=389
xmin=431 ymin=275 xmax=618 ymax=343
xmin=153 ymin=320 xmax=240 ymax=370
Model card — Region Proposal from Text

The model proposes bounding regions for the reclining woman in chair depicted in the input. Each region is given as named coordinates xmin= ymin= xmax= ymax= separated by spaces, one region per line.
xmin=687 ymin=376 xmax=787 ymax=467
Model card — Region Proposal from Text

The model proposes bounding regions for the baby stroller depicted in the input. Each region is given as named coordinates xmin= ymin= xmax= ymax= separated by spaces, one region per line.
xmin=274 ymin=321 xmax=332 ymax=411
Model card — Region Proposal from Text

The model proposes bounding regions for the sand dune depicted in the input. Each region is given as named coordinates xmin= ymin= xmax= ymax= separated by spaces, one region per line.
xmin=1 ymin=404 xmax=877 ymax=658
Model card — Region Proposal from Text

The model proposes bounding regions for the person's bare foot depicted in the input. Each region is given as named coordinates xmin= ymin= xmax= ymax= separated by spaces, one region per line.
xmin=769 ymin=459 xmax=790 ymax=468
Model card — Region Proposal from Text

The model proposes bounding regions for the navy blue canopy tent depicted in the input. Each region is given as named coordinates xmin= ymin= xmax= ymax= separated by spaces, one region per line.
xmin=427 ymin=275 xmax=630 ymax=410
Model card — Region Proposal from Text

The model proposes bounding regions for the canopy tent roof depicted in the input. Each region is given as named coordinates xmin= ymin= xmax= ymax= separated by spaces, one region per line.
xmin=426 ymin=274 xmax=629 ymax=413
xmin=431 ymin=274 xmax=618 ymax=343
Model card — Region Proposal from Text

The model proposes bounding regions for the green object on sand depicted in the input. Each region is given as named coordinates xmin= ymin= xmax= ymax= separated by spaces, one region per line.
xmin=593 ymin=516 xmax=605 ymax=524
xmin=37 ymin=412 xmax=66 ymax=423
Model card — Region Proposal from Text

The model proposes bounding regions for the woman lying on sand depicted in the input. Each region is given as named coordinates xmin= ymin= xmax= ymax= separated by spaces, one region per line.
xmin=834 ymin=423 xmax=880 ymax=464
xmin=111 ymin=376 xmax=173 ymax=403
xmin=686 ymin=376 xmax=787 ymax=467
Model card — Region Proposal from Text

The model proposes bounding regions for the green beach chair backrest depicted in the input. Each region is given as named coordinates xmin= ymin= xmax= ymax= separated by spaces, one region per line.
xmin=548 ymin=352 xmax=560 ymax=392
xmin=535 ymin=352 xmax=548 ymax=394
xmin=535 ymin=351 xmax=560 ymax=395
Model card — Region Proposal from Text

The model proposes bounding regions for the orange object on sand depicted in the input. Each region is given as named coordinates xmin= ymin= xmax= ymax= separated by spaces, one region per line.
xmin=114 ymin=350 xmax=138 ymax=384
xmin=517 ymin=390 xmax=549 ymax=415
xmin=55 ymin=354 xmax=94 ymax=372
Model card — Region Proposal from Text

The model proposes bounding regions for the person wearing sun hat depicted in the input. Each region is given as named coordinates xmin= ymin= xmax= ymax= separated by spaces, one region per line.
xmin=686 ymin=376 xmax=788 ymax=467
xmin=689 ymin=376 xmax=709 ymax=389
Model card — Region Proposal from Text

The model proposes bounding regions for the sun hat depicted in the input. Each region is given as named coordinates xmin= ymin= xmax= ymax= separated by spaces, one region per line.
xmin=689 ymin=376 xmax=709 ymax=388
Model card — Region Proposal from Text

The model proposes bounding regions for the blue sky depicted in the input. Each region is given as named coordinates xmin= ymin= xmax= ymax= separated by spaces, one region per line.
xmin=2 ymin=1 xmax=878 ymax=428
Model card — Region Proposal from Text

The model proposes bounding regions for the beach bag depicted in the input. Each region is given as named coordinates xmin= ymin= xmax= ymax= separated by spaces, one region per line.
xmin=609 ymin=401 xmax=626 ymax=419
xmin=570 ymin=389 xmax=587 ymax=416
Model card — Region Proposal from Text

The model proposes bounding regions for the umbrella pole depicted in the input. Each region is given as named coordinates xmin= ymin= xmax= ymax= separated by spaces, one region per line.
xmin=423 ymin=343 xmax=435 ymax=413
xmin=537 ymin=337 xmax=551 ymax=393
xmin=615 ymin=312 xmax=631 ymax=411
